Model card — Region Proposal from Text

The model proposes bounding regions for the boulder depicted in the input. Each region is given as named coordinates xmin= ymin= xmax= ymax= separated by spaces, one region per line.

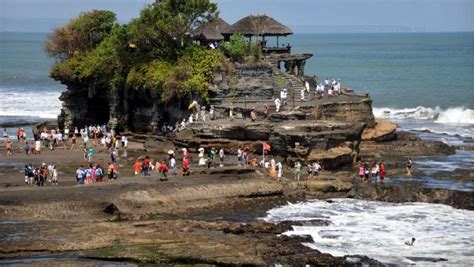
xmin=308 ymin=147 xmax=354 ymax=170
xmin=362 ymin=119 xmax=397 ymax=141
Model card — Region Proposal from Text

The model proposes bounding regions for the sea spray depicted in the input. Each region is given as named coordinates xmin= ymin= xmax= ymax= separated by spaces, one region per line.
xmin=265 ymin=199 xmax=474 ymax=265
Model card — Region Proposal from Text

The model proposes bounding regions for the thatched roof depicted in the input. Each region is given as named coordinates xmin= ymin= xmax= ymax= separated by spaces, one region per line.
xmin=223 ymin=14 xmax=293 ymax=37
xmin=193 ymin=17 xmax=230 ymax=41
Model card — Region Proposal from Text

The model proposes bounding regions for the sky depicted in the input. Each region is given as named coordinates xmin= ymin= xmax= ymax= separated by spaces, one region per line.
xmin=0 ymin=0 xmax=472 ymax=33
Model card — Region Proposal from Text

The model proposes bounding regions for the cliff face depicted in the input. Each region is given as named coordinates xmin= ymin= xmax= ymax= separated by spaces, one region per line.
xmin=58 ymin=61 xmax=376 ymax=168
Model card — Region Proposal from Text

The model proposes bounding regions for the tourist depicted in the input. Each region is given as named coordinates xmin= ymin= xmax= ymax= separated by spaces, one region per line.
xmin=209 ymin=105 xmax=215 ymax=120
xmin=280 ymin=89 xmax=288 ymax=105
xmin=201 ymin=106 xmax=207 ymax=122
xmin=111 ymin=149 xmax=118 ymax=164
xmin=371 ymin=163 xmax=379 ymax=183
xmin=294 ymin=161 xmax=302 ymax=181
xmin=237 ymin=147 xmax=243 ymax=166
xmin=324 ymin=78 xmax=329 ymax=89
xmin=306 ymin=163 xmax=313 ymax=179
xmin=169 ymin=155 xmax=177 ymax=176
xmin=313 ymin=161 xmax=322 ymax=177
xmin=269 ymin=158 xmax=276 ymax=178
xmin=51 ymin=165 xmax=58 ymax=185
xmin=2 ymin=128 xmax=8 ymax=140
xmin=133 ymin=159 xmax=142 ymax=175
xmin=23 ymin=141 xmax=30 ymax=155
xmin=16 ymin=128 xmax=21 ymax=141
xmin=358 ymin=164 xmax=365 ymax=183
xmin=250 ymin=108 xmax=257 ymax=122
xmin=95 ymin=164 xmax=104 ymax=182
xmin=198 ymin=147 xmax=206 ymax=166
xmin=88 ymin=146 xmax=94 ymax=162
xmin=276 ymin=161 xmax=282 ymax=180
xmin=219 ymin=148 xmax=225 ymax=167
xmin=300 ymin=88 xmax=305 ymax=101
xmin=305 ymin=80 xmax=310 ymax=93
xmin=142 ymin=156 xmax=151 ymax=176
xmin=188 ymin=114 xmax=194 ymax=124
xmin=157 ymin=160 xmax=168 ymax=180
xmin=229 ymin=108 xmax=234 ymax=121
xmin=263 ymin=105 xmax=269 ymax=119
xmin=274 ymin=98 xmax=281 ymax=112
xmin=84 ymin=165 xmax=92 ymax=184
xmin=405 ymin=237 xmax=416 ymax=246
xmin=47 ymin=163 xmax=54 ymax=182
xmin=182 ymin=157 xmax=190 ymax=176
xmin=107 ymin=162 xmax=116 ymax=181
xmin=328 ymin=87 xmax=334 ymax=97
xmin=406 ymin=157 xmax=413 ymax=176
xmin=209 ymin=147 xmax=217 ymax=167
xmin=71 ymin=135 xmax=77 ymax=150
xmin=363 ymin=161 xmax=370 ymax=182
xmin=75 ymin=166 xmax=85 ymax=184
xmin=35 ymin=139 xmax=41 ymax=154
xmin=5 ymin=140 xmax=13 ymax=156
xmin=74 ymin=127 xmax=79 ymax=137
xmin=379 ymin=160 xmax=385 ymax=183
xmin=24 ymin=165 xmax=30 ymax=185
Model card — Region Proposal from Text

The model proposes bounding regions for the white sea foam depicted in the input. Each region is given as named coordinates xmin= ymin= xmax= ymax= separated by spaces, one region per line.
xmin=373 ymin=106 xmax=474 ymax=125
xmin=373 ymin=106 xmax=474 ymax=138
xmin=0 ymin=88 xmax=61 ymax=119
xmin=265 ymin=199 xmax=474 ymax=265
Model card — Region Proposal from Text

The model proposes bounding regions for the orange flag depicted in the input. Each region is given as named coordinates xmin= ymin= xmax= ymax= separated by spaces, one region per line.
xmin=263 ymin=142 xmax=271 ymax=151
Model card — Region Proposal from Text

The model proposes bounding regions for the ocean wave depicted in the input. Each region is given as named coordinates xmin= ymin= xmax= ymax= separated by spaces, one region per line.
xmin=0 ymin=88 xmax=62 ymax=119
xmin=373 ymin=106 xmax=474 ymax=125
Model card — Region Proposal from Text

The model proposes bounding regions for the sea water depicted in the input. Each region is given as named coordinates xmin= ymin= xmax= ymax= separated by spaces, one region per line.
xmin=265 ymin=198 xmax=474 ymax=265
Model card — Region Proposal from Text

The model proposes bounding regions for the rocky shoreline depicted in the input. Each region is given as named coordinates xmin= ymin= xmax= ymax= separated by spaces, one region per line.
xmin=0 ymin=140 xmax=472 ymax=266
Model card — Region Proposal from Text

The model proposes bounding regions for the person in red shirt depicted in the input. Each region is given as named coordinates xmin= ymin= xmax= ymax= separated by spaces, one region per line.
xmin=182 ymin=158 xmax=190 ymax=176
xmin=379 ymin=160 xmax=385 ymax=183
xmin=158 ymin=160 xmax=169 ymax=180
xmin=142 ymin=156 xmax=151 ymax=176
xmin=133 ymin=160 xmax=142 ymax=176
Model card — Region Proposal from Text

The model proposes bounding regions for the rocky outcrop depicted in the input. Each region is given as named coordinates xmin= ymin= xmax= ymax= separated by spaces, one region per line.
xmin=362 ymin=118 xmax=397 ymax=141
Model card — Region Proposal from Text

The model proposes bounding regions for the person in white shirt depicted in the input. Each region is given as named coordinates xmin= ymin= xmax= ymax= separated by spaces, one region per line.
xmin=188 ymin=114 xmax=194 ymax=124
xmin=305 ymin=81 xmax=310 ymax=93
xmin=219 ymin=148 xmax=225 ymax=167
xmin=324 ymin=78 xmax=329 ymax=88
xmin=280 ymin=89 xmax=288 ymax=105
xmin=276 ymin=162 xmax=283 ymax=180
xmin=274 ymin=98 xmax=281 ymax=112
xmin=300 ymin=88 xmax=305 ymax=101
xmin=169 ymin=156 xmax=177 ymax=176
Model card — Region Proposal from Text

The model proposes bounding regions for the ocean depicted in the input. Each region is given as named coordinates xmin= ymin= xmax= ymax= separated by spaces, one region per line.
xmin=1 ymin=31 xmax=473 ymax=265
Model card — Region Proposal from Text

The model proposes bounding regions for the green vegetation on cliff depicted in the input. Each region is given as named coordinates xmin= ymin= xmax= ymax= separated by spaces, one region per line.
xmin=46 ymin=0 xmax=222 ymax=101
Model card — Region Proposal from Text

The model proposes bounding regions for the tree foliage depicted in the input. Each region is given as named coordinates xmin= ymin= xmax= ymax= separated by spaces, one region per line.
xmin=47 ymin=0 xmax=224 ymax=103
xmin=220 ymin=34 xmax=249 ymax=62
xmin=44 ymin=10 xmax=117 ymax=61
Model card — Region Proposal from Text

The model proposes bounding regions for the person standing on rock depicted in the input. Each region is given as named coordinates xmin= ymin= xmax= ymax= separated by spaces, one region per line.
xmin=406 ymin=157 xmax=413 ymax=176
xmin=294 ymin=161 xmax=302 ymax=181
xmin=280 ymin=89 xmax=288 ymax=105
xmin=274 ymin=98 xmax=281 ymax=112
xmin=23 ymin=141 xmax=30 ymax=156
xmin=358 ymin=164 xmax=365 ymax=183
xmin=5 ymin=139 xmax=13 ymax=156
xmin=182 ymin=157 xmax=190 ymax=176
xmin=76 ymin=166 xmax=85 ymax=184
xmin=276 ymin=162 xmax=282 ymax=181
xmin=379 ymin=160 xmax=385 ymax=183
xmin=263 ymin=105 xmax=269 ymax=119
xmin=169 ymin=155 xmax=177 ymax=176
xmin=219 ymin=148 xmax=225 ymax=167
xmin=133 ymin=159 xmax=142 ymax=175
xmin=300 ymin=88 xmax=305 ymax=101
xmin=250 ymin=108 xmax=257 ymax=122
xmin=237 ymin=147 xmax=243 ymax=166
xmin=142 ymin=156 xmax=151 ymax=176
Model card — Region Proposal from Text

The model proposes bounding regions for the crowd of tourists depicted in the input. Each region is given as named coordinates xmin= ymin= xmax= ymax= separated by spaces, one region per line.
xmin=23 ymin=162 xmax=58 ymax=186
xmin=358 ymin=160 xmax=386 ymax=184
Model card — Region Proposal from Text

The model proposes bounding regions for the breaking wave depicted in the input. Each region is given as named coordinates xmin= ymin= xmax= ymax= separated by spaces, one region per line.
xmin=373 ymin=106 xmax=474 ymax=125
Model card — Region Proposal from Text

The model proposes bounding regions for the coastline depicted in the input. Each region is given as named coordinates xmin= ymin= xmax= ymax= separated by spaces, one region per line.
xmin=0 ymin=134 xmax=472 ymax=265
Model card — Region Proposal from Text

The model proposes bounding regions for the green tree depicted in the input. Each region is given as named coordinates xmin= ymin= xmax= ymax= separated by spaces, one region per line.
xmin=44 ymin=10 xmax=117 ymax=61
xmin=128 ymin=0 xmax=217 ymax=61
xmin=220 ymin=34 xmax=249 ymax=62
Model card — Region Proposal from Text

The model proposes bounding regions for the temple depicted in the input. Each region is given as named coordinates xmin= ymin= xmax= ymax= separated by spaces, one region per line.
xmin=194 ymin=14 xmax=312 ymax=76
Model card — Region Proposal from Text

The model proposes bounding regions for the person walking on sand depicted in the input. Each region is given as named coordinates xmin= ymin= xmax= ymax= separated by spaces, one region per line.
xmin=294 ymin=161 xmax=302 ymax=181
xmin=52 ymin=165 xmax=58 ymax=185
xmin=23 ymin=141 xmax=30 ymax=156
xmin=133 ymin=159 xmax=142 ymax=176
xmin=5 ymin=139 xmax=13 ymax=156
xmin=169 ymin=155 xmax=177 ymax=176
xmin=406 ymin=157 xmax=413 ymax=176
xmin=88 ymin=146 xmax=94 ymax=162
xmin=182 ymin=157 xmax=190 ymax=176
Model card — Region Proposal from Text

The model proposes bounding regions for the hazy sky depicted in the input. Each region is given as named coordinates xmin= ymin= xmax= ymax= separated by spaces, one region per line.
xmin=0 ymin=0 xmax=472 ymax=33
